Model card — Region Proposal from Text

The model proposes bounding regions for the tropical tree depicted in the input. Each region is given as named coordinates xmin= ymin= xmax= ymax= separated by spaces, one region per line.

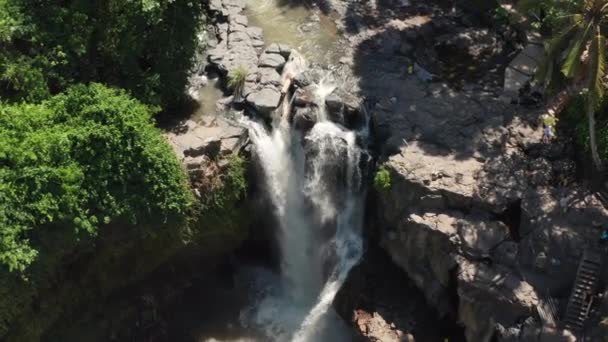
xmin=520 ymin=0 xmax=607 ymax=168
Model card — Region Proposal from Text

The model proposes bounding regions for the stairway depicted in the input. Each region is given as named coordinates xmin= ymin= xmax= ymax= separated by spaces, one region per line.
xmin=563 ymin=250 xmax=603 ymax=332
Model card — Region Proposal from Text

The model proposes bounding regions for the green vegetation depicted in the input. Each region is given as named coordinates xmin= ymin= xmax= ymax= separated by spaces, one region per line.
xmin=522 ymin=0 xmax=607 ymax=168
xmin=227 ymin=65 xmax=249 ymax=100
xmin=0 ymin=1 xmax=253 ymax=340
xmin=518 ymin=0 xmax=583 ymax=31
xmin=0 ymin=0 xmax=205 ymax=107
xmin=373 ymin=166 xmax=392 ymax=192
xmin=0 ymin=83 xmax=193 ymax=272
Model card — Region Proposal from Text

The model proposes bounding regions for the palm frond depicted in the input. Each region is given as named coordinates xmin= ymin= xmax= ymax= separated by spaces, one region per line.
xmin=537 ymin=19 xmax=582 ymax=85
xmin=586 ymin=30 xmax=605 ymax=111
xmin=562 ymin=20 xmax=594 ymax=78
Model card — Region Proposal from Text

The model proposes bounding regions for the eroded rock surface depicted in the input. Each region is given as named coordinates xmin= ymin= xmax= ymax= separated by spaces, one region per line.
xmin=327 ymin=0 xmax=608 ymax=340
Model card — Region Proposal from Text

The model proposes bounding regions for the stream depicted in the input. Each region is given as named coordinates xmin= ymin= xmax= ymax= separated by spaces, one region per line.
xmin=190 ymin=1 xmax=365 ymax=341
xmin=244 ymin=0 xmax=340 ymax=65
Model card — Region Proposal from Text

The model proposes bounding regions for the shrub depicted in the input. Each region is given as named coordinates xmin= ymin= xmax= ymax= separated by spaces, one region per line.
xmin=373 ymin=166 xmax=392 ymax=192
xmin=0 ymin=83 xmax=193 ymax=272
xmin=227 ymin=65 xmax=249 ymax=99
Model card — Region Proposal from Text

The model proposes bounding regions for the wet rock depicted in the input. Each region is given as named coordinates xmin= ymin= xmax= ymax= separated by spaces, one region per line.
xmin=186 ymin=74 xmax=208 ymax=101
xmin=293 ymin=68 xmax=325 ymax=88
xmin=325 ymin=93 xmax=344 ymax=123
xmin=246 ymin=87 xmax=282 ymax=115
xmin=293 ymin=86 xmax=316 ymax=106
xmin=259 ymin=52 xmax=286 ymax=70
xmin=293 ymin=106 xmax=317 ymax=131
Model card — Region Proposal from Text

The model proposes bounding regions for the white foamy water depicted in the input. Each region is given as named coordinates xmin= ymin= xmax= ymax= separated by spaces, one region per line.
xmin=237 ymin=59 xmax=367 ymax=341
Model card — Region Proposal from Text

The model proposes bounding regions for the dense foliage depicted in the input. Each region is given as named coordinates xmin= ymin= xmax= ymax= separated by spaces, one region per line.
xmin=0 ymin=0 xmax=205 ymax=107
xmin=0 ymin=84 xmax=193 ymax=272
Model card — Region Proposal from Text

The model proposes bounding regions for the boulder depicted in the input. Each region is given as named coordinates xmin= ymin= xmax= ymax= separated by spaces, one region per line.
xmin=258 ymin=67 xmax=282 ymax=87
xmin=293 ymin=107 xmax=317 ymax=131
xmin=259 ymin=52 xmax=286 ymax=70
xmin=246 ymin=87 xmax=282 ymax=115
xmin=293 ymin=86 xmax=316 ymax=107
xmin=294 ymin=68 xmax=325 ymax=88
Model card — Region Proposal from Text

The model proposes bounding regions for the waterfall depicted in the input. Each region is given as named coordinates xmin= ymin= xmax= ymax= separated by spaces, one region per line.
xmin=239 ymin=58 xmax=367 ymax=341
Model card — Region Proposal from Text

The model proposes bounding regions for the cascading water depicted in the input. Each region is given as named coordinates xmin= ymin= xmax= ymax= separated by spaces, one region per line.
xmin=239 ymin=55 xmax=367 ymax=341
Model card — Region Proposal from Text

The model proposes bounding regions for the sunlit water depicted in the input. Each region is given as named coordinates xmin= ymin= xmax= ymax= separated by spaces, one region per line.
xmin=244 ymin=0 xmax=340 ymax=64
xmin=233 ymin=56 xmax=368 ymax=341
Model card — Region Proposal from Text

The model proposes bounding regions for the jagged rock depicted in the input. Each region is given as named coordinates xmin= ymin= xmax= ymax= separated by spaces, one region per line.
xmin=246 ymin=87 xmax=282 ymax=115
xmin=259 ymin=52 xmax=286 ymax=69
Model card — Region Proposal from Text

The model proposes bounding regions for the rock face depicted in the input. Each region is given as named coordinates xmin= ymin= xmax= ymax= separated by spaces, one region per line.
xmin=326 ymin=2 xmax=608 ymax=339
xmin=369 ymin=75 xmax=608 ymax=342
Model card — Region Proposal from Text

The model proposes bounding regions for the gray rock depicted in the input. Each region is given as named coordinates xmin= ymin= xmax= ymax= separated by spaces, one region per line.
xmin=242 ymin=81 xmax=257 ymax=99
xmin=167 ymin=117 xmax=247 ymax=159
xmin=184 ymin=137 xmax=222 ymax=159
xmin=258 ymin=67 xmax=282 ymax=87
xmin=259 ymin=53 xmax=286 ymax=69
xmin=247 ymin=87 xmax=282 ymax=114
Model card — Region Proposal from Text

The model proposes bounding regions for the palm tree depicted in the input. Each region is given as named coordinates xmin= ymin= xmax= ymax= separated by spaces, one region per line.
xmin=520 ymin=0 xmax=607 ymax=168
